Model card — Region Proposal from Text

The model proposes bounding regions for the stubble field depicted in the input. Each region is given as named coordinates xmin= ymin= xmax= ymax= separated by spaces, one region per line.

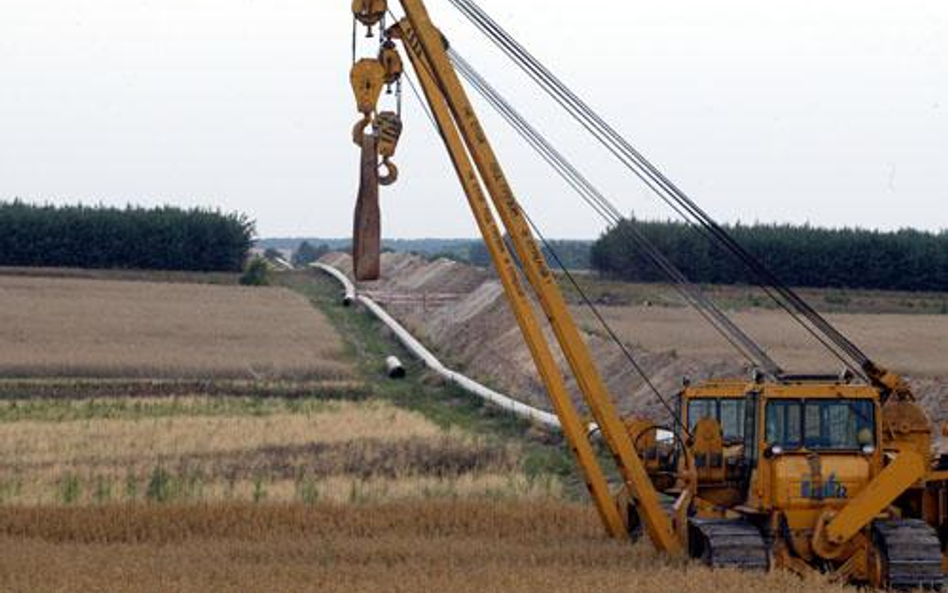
xmin=0 ymin=275 xmax=352 ymax=380
xmin=0 ymin=501 xmax=856 ymax=593
xmin=0 ymin=396 xmax=552 ymax=506
xmin=0 ymin=268 xmax=942 ymax=591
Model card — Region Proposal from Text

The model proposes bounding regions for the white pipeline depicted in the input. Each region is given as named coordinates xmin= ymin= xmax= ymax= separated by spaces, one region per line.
xmin=312 ymin=263 xmax=356 ymax=306
xmin=313 ymin=262 xmax=562 ymax=431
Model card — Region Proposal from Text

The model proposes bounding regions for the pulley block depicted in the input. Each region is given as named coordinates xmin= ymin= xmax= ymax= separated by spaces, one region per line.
xmin=378 ymin=40 xmax=404 ymax=87
xmin=352 ymin=0 xmax=387 ymax=27
xmin=350 ymin=58 xmax=386 ymax=116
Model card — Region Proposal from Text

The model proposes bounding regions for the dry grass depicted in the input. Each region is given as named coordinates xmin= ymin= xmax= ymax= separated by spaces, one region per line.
xmin=0 ymin=398 xmax=548 ymax=505
xmin=0 ymin=275 xmax=352 ymax=380
xmin=579 ymin=305 xmax=948 ymax=377
xmin=0 ymin=501 xmax=853 ymax=593
xmin=2 ymin=401 xmax=442 ymax=466
xmin=0 ymin=378 xmax=366 ymax=400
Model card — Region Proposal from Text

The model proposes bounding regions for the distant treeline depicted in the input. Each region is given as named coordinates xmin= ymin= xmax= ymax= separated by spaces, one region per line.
xmin=263 ymin=237 xmax=596 ymax=269
xmin=467 ymin=239 xmax=592 ymax=270
xmin=0 ymin=201 xmax=254 ymax=272
xmin=260 ymin=237 xmax=475 ymax=258
xmin=591 ymin=219 xmax=948 ymax=291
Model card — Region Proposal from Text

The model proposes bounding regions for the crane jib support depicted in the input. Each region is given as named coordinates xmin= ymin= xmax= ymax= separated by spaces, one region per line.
xmin=392 ymin=0 xmax=682 ymax=554
xmin=392 ymin=19 xmax=626 ymax=540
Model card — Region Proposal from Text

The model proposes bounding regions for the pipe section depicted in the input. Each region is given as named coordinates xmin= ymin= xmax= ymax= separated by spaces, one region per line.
xmin=313 ymin=262 xmax=562 ymax=430
xmin=386 ymin=355 xmax=407 ymax=379
xmin=312 ymin=263 xmax=356 ymax=306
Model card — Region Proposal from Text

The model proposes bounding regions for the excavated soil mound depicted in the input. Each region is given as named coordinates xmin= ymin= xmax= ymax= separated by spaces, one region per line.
xmin=319 ymin=252 xmax=946 ymax=427
xmin=320 ymin=252 xmax=743 ymax=421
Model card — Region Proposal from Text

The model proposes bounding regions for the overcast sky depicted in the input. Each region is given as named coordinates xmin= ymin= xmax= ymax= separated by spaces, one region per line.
xmin=1 ymin=0 xmax=945 ymax=239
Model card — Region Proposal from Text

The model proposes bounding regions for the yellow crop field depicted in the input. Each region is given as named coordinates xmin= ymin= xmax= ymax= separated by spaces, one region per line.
xmin=0 ymin=275 xmax=352 ymax=380
xmin=0 ymin=270 xmax=936 ymax=591
xmin=0 ymin=397 xmax=553 ymax=506
xmin=0 ymin=502 xmax=854 ymax=593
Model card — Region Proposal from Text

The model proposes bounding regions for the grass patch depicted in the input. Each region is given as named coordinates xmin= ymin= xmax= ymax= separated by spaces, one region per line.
xmin=0 ymin=379 xmax=366 ymax=403
xmin=0 ymin=395 xmax=355 ymax=423
xmin=280 ymin=271 xmax=584 ymax=498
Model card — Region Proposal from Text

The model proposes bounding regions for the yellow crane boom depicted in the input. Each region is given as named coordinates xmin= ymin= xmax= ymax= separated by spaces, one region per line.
xmin=393 ymin=0 xmax=681 ymax=553
xmin=348 ymin=0 xmax=681 ymax=552
xmin=392 ymin=21 xmax=626 ymax=538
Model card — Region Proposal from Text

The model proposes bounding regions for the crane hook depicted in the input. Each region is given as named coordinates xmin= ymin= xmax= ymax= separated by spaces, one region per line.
xmin=375 ymin=111 xmax=402 ymax=185
xmin=379 ymin=158 xmax=399 ymax=186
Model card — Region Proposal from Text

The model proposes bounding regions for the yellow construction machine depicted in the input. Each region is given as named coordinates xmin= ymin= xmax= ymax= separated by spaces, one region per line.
xmin=623 ymin=378 xmax=948 ymax=587
xmin=346 ymin=0 xmax=948 ymax=588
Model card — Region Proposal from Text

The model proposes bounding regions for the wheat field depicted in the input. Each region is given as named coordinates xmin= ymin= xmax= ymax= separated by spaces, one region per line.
xmin=0 ymin=275 xmax=352 ymax=380
xmin=0 ymin=397 xmax=554 ymax=506
xmin=0 ymin=501 xmax=854 ymax=593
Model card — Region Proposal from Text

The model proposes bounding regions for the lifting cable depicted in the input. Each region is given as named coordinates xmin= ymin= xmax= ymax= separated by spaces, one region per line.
xmin=450 ymin=49 xmax=782 ymax=376
xmin=444 ymin=0 xmax=872 ymax=381
xmin=394 ymin=35 xmax=687 ymax=428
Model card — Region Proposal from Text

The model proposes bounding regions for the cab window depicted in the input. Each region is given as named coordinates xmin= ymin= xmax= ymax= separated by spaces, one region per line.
xmin=765 ymin=399 xmax=874 ymax=451
xmin=804 ymin=400 xmax=874 ymax=450
xmin=688 ymin=400 xmax=715 ymax=432
xmin=720 ymin=400 xmax=745 ymax=442
xmin=687 ymin=398 xmax=745 ymax=442
xmin=765 ymin=400 xmax=802 ymax=449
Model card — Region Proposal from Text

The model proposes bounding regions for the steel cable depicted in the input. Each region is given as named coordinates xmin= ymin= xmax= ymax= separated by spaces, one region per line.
xmin=444 ymin=0 xmax=871 ymax=380
xmin=450 ymin=49 xmax=782 ymax=375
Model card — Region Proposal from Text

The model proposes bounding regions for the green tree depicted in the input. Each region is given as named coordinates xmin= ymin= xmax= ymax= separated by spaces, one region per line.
xmin=292 ymin=241 xmax=329 ymax=267
xmin=590 ymin=219 xmax=947 ymax=291
xmin=240 ymin=257 xmax=270 ymax=286
xmin=0 ymin=201 xmax=254 ymax=272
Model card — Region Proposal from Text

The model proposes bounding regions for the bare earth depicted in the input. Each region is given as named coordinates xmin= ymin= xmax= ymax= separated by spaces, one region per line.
xmin=0 ymin=275 xmax=352 ymax=380
xmin=324 ymin=252 xmax=948 ymax=424
xmin=582 ymin=306 xmax=948 ymax=378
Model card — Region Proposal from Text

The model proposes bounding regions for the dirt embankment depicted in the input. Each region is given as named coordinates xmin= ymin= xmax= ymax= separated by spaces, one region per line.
xmin=321 ymin=252 xmax=740 ymax=422
xmin=320 ymin=252 xmax=947 ymax=426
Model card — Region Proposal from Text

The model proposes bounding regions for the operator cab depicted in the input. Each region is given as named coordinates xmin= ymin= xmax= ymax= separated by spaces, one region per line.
xmin=673 ymin=377 xmax=883 ymax=506
xmin=672 ymin=380 xmax=755 ymax=506
xmin=740 ymin=379 xmax=883 ymax=513
xmin=685 ymin=395 xmax=746 ymax=445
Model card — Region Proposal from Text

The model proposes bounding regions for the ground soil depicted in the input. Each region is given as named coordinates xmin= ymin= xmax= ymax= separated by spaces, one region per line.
xmin=322 ymin=252 xmax=948 ymax=425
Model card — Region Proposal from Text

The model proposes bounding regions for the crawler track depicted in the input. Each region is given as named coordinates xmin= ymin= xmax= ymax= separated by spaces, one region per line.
xmin=874 ymin=519 xmax=944 ymax=590
xmin=688 ymin=518 xmax=769 ymax=571
xmin=626 ymin=496 xmax=676 ymax=542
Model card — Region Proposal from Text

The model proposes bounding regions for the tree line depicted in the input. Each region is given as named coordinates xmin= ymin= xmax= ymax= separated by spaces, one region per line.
xmin=590 ymin=219 xmax=948 ymax=291
xmin=467 ymin=238 xmax=592 ymax=269
xmin=0 ymin=201 xmax=254 ymax=272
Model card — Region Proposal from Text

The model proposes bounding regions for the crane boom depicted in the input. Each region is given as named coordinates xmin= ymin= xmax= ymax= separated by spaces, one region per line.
xmin=392 ymin=20 xmax=627 ymax=539
xmin=393 ymin=0 xmax=681 ymax=553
